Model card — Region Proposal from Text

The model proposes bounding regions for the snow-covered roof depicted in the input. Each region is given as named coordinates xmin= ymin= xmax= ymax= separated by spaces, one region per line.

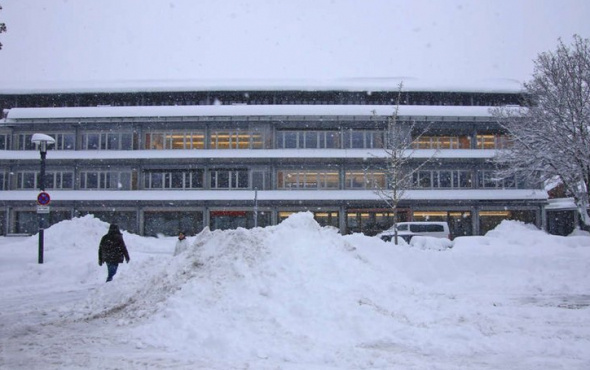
xmin=5 ymin=105 xmax=497 ymax=120
xmin=0 ymin=78 xmax=525 ymax=95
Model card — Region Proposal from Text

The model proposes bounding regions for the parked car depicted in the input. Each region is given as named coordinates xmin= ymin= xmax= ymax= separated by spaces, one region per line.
xmin=378 ymin=221 xmax=451 ymax=242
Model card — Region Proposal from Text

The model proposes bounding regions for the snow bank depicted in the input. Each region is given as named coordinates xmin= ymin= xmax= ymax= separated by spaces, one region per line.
xmin=1 ymin=213 xmax=589 ymax=369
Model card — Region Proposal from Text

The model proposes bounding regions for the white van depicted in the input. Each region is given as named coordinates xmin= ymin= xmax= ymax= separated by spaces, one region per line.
xmin=378 ymin=221 xmax=451 ymax=242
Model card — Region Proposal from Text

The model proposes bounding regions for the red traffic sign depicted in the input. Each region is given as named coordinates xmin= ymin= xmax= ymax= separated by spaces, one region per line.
xmin=37 ymin=192 xmax=51 ymax=206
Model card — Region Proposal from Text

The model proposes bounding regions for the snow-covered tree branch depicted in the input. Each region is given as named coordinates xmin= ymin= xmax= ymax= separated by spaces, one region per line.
xmin=0 ymin=5 xmax=6 ymax=50
xmin=492 ymin=35 xmax=590 ymax=227
xmin=376 ymin=83 xmax=437 ymax=244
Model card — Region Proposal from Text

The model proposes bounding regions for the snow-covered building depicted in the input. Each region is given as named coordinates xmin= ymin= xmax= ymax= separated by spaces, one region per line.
xmin=0 ymin=87 xmax=548 ymax=237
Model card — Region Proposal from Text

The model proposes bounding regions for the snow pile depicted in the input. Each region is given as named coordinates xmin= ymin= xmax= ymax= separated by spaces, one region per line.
xmin=1 ymin=213 xmax=590 ymax=369
xmin=485 ymin=219 xmax=589 ymax=248
xmin=409 ymin=235 xmax=453 ymax=250
xmin=128 ymin=213 xmax=406 ymax=365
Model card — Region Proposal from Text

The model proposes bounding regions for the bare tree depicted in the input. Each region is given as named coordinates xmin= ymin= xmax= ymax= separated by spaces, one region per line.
xmin=0 ymin=5 xmax=5 ymax=50
xmin=376 ymin=83 xmax=436 ymax=244
xmin=492 ymin=35 xmax=590 ymax=227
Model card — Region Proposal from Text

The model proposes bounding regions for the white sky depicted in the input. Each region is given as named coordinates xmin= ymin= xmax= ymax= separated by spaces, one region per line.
xmin=1 ymin=0 xmax=590 ymax=92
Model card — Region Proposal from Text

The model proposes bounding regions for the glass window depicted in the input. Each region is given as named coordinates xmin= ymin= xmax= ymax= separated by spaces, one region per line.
xmin=145 ymin=131 xmax=204 ymax=150
xmin=325 ymin=131 xmax=340 ymax=148
xmin=121 ymin=133 xmax=133 ymax=150
xmin=59 ymin=173 xmax=74 ymax=189
xmin=370 ymin=131 xmax=386 ymax=148
xmin=17 ymin=172 xmax=36 ymax=189
xmin=412 ymin=135 xmax=471 ymax=149
xmin=345 ymin=171 xmax=366 ymax=189
xmin=62 ymin=134 xmax=75 ymax=150
xmin=343 ymin=130 xmax=387 ymax=149
xmin=149 ymin=173 xmax=163 ymax=188
xmin=252 ymin=171 xmax=265 ymax=190
xmin=144 ymin=211 xmax=204 ymax=237
xmin=107 ymin=133 xmax=120 ymax=150
xmin=217 ymin=171 xmax=230 ymax=188
xmin=417 ymin=171 xmax=432 ymax=188
xmin=118 ymin=172 xmax=132 ymax=190
xmin=83 ymin=172 xmax=98 ymax=188
xmin=344 ymin=170 xmax=386 ymax=190
xmin=171 ymin=172 xmax=184 ymax=189
xmin=478 ymin=171 xmax=499 ymax=188
xmin=305 ymin=132 xmax=318 ymax=149
xmin=210 ymin=130 xmax=263 ymax=149
xmin=251 ymin=133 xmax=264 ymax=149
xmin=344 ymin=130 xmax=365 ymax=149
xmin=210 ymin=169 xmax=248 ymax=189
xmin=145 ymin=170 xmax=204 ymax=189
xmin=322 ymin=172 xmax=339 ymax=189
xmin=236 ymin=171 xmax=249 ymax=188
xmin=438 ymin=171 xmax=452 ymax=188
xmin=284 ymin=132 xmax=297 ymax=148
xmin=278 ymin=170 xmax=340 ymax=189
xmin=85 ymin=133 xmax=99 ymax=150
xmin=476 ymin=134 xmax=511 ymax=149
xmin=15 ymin=134 xmax=36 ymax=150
xmin=81 ymin=171 xmax=132 ymax=189
xmin=147 ymin=133 xmax=164 ymax=149
xmin=190 ymin=171 xmax=204 ymax=188
xmin=277 ymin=130 xmax=342 ymax=149
xmin=0 ymin=134 xmax=7 ymax=150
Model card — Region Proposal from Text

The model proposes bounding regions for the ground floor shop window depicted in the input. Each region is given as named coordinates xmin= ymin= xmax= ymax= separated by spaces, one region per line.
xmin=313 ymin=211 xmax=339 ymax=229
xmin=346 ymin=210 xmax=407 ymax=236
xmin=14 ymin=210 xmax=71 ymax=234
xmin=210 ymin=210 xmax=271 ymax=231
xmin=144 ymin=211 xmax=203 ymax=237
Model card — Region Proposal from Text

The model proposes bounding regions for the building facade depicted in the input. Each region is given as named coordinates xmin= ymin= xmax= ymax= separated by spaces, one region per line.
xmin=0 ymin=88 xmax=548 ymax=237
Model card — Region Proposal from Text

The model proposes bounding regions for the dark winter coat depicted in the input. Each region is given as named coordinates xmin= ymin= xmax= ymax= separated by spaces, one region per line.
xmin=98 ymin=224 xmax=130 ymax=265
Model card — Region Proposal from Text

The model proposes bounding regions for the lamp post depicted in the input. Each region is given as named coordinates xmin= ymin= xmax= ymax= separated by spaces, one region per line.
xmin=253 ymin=188 xmax=258 ymax=228
xmin=31 ymin=133 xmax=55 ymax=264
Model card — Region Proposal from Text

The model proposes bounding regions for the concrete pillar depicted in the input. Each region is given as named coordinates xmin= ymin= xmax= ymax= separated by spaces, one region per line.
xmin=339 ymin=205 xmax=347 ymax=234
xmin=472 ymin=206 xmax=480 ymax=236
xmin=204 ymin=207 xmax=210 ymax=229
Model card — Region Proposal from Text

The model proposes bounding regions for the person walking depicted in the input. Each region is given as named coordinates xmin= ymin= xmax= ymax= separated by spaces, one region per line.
xmin=173 ymin=231 xmax=190 ymax=256
xmin=98 ymin=224 xmax=130 ymax=282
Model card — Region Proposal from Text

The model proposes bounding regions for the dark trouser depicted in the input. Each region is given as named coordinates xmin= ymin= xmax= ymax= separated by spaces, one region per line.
xmin=106 ymin=262 xmax=119 ymax=282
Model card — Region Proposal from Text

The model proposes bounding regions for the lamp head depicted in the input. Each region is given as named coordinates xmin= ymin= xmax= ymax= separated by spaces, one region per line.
xmin=31 ymin=133 xmax=56 ymax=153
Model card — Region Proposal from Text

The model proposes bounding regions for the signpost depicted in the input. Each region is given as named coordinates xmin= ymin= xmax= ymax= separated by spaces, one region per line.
xmin=37 ymin=191 xmax=51 ymax=205
xmin=32 ymin=134 xmax=55 ymax=264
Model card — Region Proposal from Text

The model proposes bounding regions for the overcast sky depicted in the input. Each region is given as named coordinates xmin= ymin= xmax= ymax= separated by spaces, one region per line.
xmin=1 ymin=0 xmax=589 ymax=92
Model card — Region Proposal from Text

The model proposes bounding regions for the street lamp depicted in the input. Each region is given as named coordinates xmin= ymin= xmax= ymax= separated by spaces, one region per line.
xmin=31 ymin=133 xmax=55 ymax=264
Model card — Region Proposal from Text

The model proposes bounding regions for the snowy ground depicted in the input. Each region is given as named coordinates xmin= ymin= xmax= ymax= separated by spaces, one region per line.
xmin=0 ymin=212 xmax=589 ymax=370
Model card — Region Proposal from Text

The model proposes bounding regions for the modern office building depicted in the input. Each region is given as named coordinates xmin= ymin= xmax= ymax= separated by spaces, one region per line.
xmin=0 ymin=86 xmax=549 ymax=237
